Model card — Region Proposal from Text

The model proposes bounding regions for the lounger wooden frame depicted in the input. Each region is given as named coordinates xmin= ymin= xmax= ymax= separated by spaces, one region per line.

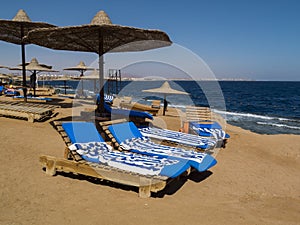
xmin=39 ymin=120 xmax=171 ymax=198
xmin=120 ymin=102 xmax=159 ymax=116
xmin=0 ymin=100 xmax=58 ymax=122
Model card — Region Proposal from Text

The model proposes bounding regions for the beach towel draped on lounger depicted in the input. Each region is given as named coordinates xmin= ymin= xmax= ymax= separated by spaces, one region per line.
xmin=62 ymin=122 xmax=189 ymax=178
xmin=139 ymin=126 xmax=217 ymax=149
xmin=108 ymin=122 xmax=217 ymax=172
xmin=189 ymin=121 xmax=230 ymax=140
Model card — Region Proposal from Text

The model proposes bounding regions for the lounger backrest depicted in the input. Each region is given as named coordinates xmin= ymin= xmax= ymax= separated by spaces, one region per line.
xmin=62 ymin=122 xmax=104 ymax=143
xmin=108 ymin=122 xmax=143 ymax=144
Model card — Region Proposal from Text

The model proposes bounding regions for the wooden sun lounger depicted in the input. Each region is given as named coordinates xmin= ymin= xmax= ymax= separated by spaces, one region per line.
xmin=39 ymin=121 xmax=172 ymax=198
xmin=151 ymin=100 xmax=161 ymax=109
xmin=0 ymin=100 xmax=58 ymax=122
xmin=120 ymin=102 xmax=159 ymax=116
xmin=186 ymin=106 xmax=213 ymax=121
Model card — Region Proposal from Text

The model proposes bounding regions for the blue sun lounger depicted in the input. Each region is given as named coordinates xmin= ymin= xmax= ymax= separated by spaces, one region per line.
xmin=189 ymin=121 xmax=230 ymax=140
xmin=108 ymin=122 xmax=217 ymax=172
xmin=61 ymin=122 xmax=189 ymax=178
xmin=139 ymin=126 xmax=217 ymax=150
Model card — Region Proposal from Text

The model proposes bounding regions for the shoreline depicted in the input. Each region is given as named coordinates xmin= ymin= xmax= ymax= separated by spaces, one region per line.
xmin=0 ymin=97 xmax=299 ymax=225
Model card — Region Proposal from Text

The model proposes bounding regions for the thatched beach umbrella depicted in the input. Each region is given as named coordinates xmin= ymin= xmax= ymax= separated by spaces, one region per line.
xmin=64 ymin=61 xmax=94 ymax=77
xmin=24 ymin=10 xmax=171 ymax=112
xmin=10 ymin=58 xmax=57 ymax=96
xmin=0 ymin=9 xmax=56 ymax=101
xmin=143 ymin=81 xmax=189 ymax=115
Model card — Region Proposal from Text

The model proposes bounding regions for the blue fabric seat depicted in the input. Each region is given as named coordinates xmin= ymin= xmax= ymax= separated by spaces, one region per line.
xmin=108 ymin=122 xmax=217 ymax=172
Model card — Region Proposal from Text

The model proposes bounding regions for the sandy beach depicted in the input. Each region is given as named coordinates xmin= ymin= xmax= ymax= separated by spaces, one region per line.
xmin=0 ymin=97 xmax=299 ymax=225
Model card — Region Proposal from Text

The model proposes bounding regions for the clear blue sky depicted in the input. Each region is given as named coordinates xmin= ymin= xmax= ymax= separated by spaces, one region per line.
xmin=0 ymin=0 xmax=300 ymax=81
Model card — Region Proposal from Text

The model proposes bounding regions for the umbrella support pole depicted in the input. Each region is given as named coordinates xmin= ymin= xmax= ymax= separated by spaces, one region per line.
xmin=97 ymin=33 xmax=105 ymax=114
xmin=21 ymin=25 xmax=27 ymax=102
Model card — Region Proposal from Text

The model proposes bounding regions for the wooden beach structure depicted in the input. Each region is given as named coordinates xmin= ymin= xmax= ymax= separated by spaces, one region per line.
xmin=0 ymin=100 xmax=58 ymax=122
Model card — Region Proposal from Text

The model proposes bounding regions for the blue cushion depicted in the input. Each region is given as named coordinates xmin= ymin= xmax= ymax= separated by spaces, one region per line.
xmin=108 ymin=122 xmax=143 ymax=144
xmin=62 ymin=122 xmax=104 ymax=143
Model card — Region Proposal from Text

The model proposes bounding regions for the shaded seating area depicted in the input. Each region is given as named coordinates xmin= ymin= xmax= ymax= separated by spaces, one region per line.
xmin=104 ymin=121 xmax=217 ymax=172
xmin=42 ymin=121 xmax=191 ymax=197
xmin=139 ymin=126 xmax=217 ymax=150
xmin=0 ymin=100 xmax=58 ymax=122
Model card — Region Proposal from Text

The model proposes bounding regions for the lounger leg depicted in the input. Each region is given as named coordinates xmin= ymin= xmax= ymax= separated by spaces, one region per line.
xmin=45 ymin=159 xmax=56 ymax=176
xmin=139 ymin=186 xmax=151 ymax=198
xmin=139 ymin=177 xmax=152 ymax=198
xmin=64 ymin=147 xmax=70 ymax=159
xmin=28 ymin=114 xmax=34 ymax=123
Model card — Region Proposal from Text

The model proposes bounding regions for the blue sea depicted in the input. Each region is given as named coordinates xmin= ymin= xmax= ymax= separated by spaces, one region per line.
xmin=43 ymin=80 xmax=300 ymax=135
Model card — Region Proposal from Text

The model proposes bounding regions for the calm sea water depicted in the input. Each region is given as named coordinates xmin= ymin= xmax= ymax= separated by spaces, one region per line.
xmin=43 ymin=80 xmax=300 ymax=135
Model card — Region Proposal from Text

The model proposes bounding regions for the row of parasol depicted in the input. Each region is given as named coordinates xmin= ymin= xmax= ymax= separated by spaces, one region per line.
xmin=0 ymin=9 xmax=187 ymax=115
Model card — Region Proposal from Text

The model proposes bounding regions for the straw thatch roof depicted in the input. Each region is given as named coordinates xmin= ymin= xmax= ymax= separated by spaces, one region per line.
xmin=0 ymin=9 xmax=56 ymax=45
xmin=143 ymin=81 xmax=189 ymax=95
xmin=10 ymin=58 xmax=57 ymax=72
xmin=24 ymin=10 xmax=171 ymax=54
xmin=64 ymin=61 xmax=94 ymax=71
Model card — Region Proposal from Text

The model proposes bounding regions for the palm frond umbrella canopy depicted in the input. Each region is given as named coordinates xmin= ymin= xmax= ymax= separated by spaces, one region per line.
xmin=24 ymin=10 xmax=172 ymax=112
xmin=143 ymin=81 xmax=189 ymax=115
xmin=0 ymin=9 xmax=56 ymax=101
xmin=10 ymin=57 xmax=57 ymax=96
xmin=63 ymin=61 xmax=94 ymax=77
